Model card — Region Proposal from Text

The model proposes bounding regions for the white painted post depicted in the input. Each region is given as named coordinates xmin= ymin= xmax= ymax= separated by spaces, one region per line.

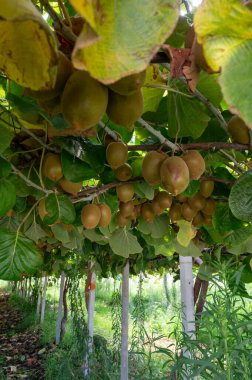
xmin=179 ymin=256 xmax=196 ymax=379
xmin=36 ymin=277 xmax=43 ymax=319
xmin=40 ymin=276 xmax=48 ymax=323
xmin=56 ymin=272 xmax=65 ymax=344
xmin=120 ymin=261 xmax=129 ymax=380
xmin=83 ymin=264 xmax=97 ymax=377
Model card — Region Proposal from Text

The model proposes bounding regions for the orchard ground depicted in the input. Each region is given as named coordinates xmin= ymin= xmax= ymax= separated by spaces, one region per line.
xmin=1 ymin=273 xmax=252 ymax=380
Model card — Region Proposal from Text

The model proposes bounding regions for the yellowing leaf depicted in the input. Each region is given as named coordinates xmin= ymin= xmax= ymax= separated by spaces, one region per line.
xmin=194 ymin=0 xmax=252 ymax=127
xmin=142 ymin=65 xmax=166 ymax=113
xmin=177 ymin=219 xmax=196 ymax=247
xmin=70 ymin=0 xmax=179 ymax=84
xmin=0 ymin=0 xmax=58 ymax=90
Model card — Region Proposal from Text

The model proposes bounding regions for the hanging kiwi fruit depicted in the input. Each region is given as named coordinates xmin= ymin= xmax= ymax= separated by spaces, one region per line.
xmin=81 ymin=204 xmax=101 ymax=229
xmin=160 ymin=156 xmax=190 ymax=195
xmin=182 ymin=150 xmax=205 ymax=180
xmin=116 ymin=183 xmax=135 ymax=203
xmin=42 ymin=153 xmax=63 ymax=182
xmin=98 ymin=204 xmax=112 ymax=228
xmin=59 ymin=177 xmax=83 ymax=195
xmin=106 ymin=141 xmax=128 ymax=169
xmin=227 ymin=115 xmax=250 ymax=144
xmin=108 ymin=70 xmax=146 ymax=96
xmin=114 ymin=163 xmax=132 ymax=181
xmin=142 ymin=151 xmax=167 ymax=186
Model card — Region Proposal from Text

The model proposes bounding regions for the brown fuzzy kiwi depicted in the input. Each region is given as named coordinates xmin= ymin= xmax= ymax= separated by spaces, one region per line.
xmin=59 ymin=177 xmax=82 ymax=195
xmin=108 ymin=71 xmax=146 ymax=96
xmin=182 ymin=150 xmax=205 ymax=180
xmin=155 ymin=191 xmax=172 ymax=209
xmin=116 ymin=184 xmax=134 ymax=203
xmin=106 ymin=142 xmax=128 ymax=169
xmin=160 ymin=156 xmax=190 ymax=195
xmin=98 ymin=204 xmax=112 ymax=228
xmin=152 ymin=199 xmax=164 ymax=216
xmin=181 ymin=202 xmax=197 ymax=222
xmin=114 ymin=163 xmax=132 ymax=181
xmin=227 ymin=115 xmax=250 ymax=144
xmin=42 ymin=153 xmax=63 ymax=182
xmin=38 ymin=199 xmax=47 ymax=221
xmin=169 ymin=203 xmax=182 ymax=223
xmin=204 ymin=215 xmax=213 ymax=226
xmin=141 ymin=203 xmax=155 ymax=222
xmin=188 ymin=192 xmax=206 ymax=211
xmin=200 ymin=180 xmax=214 ymax=198
xmin=62 ymin=71 xmax=108 ymax=131
xmin=106 ymin=89 xmax=143 ymax=130
xmin=176 ymin=194 xmax=188 ymax=203
xmin=142 ymin=151 xmax=167 ymax=186
xmin=117 ymin=212 xmax=129 ymax=227
xmin=81 ymin=204 xmax=101 ymax=229
xmin=119 ymin=201 xmax=134 ymax=217
xmin=202 ymin=199 xmax=216 ymax=216
xmin=192 ymin=212 xmax=204 ymax=227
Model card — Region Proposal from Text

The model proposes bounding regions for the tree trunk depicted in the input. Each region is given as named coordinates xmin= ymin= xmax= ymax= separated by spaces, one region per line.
xmin=83 ymin=263 xmax=96 ymax=377
xmin=179 ymin=256 xmax=196 ymax=380
xmin=163 ymin=272 xmax=170 ymax=308
xmin=40 ymin=276 xmax=48 ymax=323
xmin=36 ymin=277 xmax=43 ymax=319
xmin=120 ymin=261 xmax=129 ymax=380
xmin=56 ymin=272 xmax=65 ymax=344
xmin=61 ymin=276 xmax=69 ymax=339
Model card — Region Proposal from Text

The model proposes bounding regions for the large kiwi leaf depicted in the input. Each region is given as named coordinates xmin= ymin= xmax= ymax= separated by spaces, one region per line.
xmin=0 ymin=0 xmax=58 ymax=90
xmin=229 ymin=171 xmax=252 ymax=222
xmin=195 ymin=0 xmax=252 ymax=128
xmin=70 ymin=0 xmax=178 ymax=83
xmin=0 ymin=229 xmax=43 ymax=280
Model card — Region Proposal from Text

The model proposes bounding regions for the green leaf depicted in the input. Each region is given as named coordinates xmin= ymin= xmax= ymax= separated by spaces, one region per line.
xmin=51 ymin=224 xmax=70 ymax=245
xmin=134 ymin=181 xmax=155 ymax=200
xmin=109 ymin=228 xmax=142 ymax=258
xmin=177 ymin=220 xmax=196 ymax=247
xmin=24 ymin=222 xmax=47 ymax=243
xmin=0 ymin=0 xmax=58 ymax=90
xmin=0 ymin=123 xmax=14 ymax=153
xmin=195 ymin=0 xmax=252 ymax=128
xmin=142 ymin=66 xmax=165 ymax=113
xmin=229 ymin=171 xmax=252 ymax=222
xmin=166 ymin=82 xmax=210 ymax=138
xmin=44 ymin=194 xmax=76 ymax=225
xmin=0 ymin=229 xmax=43 ymax=280
xmin=137 ymin=215 xmax=170 ymax=239
xmin=61 ymin=149 xmax=96 ymax=182
xmin=196 ymin=72 xmax=222 ymax=108
xmin=213 ymin=203 xmax=243 ymax=234
xmin=224 ymin=225 xmax=252 ymax=249
xmin=174 ymin=241 xmax=201 ymax=257
xmin=0 ymin=179 xmax=16 ymax=217
xmin=83 ymin=229 xmax=108 ymax=245
xmin=180 ymin=180 xmax=199 ymax=197
xmin=51 ymin=113 xmax=70 ymax=130
xmin=0 ymin=157 xmax=11 ymax=177
xmin=70 ymin=0 xmax=178 ymax=83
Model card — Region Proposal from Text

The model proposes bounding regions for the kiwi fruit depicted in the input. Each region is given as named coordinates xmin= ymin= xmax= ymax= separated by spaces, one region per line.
xmin=38 ymin=199 xmax=47 ymax=221
xmin=116 ymin=184 xmax=135 ymax=203
xmin=141 ymin=202 xmax=155 ymax=222
xmin=176 ymin=194 xmax=187 ymax=203
xmin=192 ymin=212 xmax=204 ymax=227
xmin=108 ymin=71 xmax=146 ymax=96
xmin=117 ymin=212 xmax=129 ymax=227
xmin=62 ymin=71 xmax=108 ymax=131
xmin=106 ymin=89 xmax=143 ymax=130
xmin=142 ymin=151 xmax=166 ymax=186
xmin=98 ymin=203 xmax=112 ymax=228
xmin=151 ymin=199 xmax=164 ymax=216
xmin=188 ymin=192 xmax=206 ymax=211
xmin=169 ymin=203 xmax=182 ymax=223
xmin=30 ymin=52 xmax=72 ymax=100
xmin=119 ymin=201 xmax=134 ymax=217
xmin=104 ymin=131 xmax=121 ymax=147
xmin=160 ymin=156 xmax=190 ymax=195
xmin=181 ymin=202 xmax=197 ymax=222
xmin=106 ymin=142 xmax=128 ymax=169
xmin=81 ymin=204 xmax=101 ymax=229
xmin=42 ymin=153 xmax=63 ymax=182
xmin=182 ymin=150 xmax=205 ymax=180
xmin=114 ymin=163 xmax=132 ymax=181
xmin=200 ymin=180 xmax=214 ymax=198
xmin=227 ymin=115 xmax=250 ymax=144
xmin=59 ymin=177 xmax=82 ymax=195
xmin=202 ymin=199 xmax=216 ymax=216
xmin=155 ymin=191 xmax=172 ymax=209
xmin=204 ymin=215 xmax=213 ymax=227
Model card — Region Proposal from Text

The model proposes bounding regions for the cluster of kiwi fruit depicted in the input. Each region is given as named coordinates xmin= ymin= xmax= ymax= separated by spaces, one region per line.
xmin=142 ymin=150 xmax=206 ymax=196
xmin=81 ymin=203 xmax=112 ymax=229
xmin=29 ymin=46 xmax=145 ymax=134
xmin=169 ymin=179 xmax=215 ymax=227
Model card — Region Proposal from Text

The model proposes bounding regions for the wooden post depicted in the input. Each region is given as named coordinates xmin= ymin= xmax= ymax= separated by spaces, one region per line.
xmin=40 ymin=276 xmax=48 ymax=323
xmin=120 ymin=261 xmax=129 ymax=380
xmin=56 ymin=272 xmax=65 ymax=344
xmin=179 ymin=256 xmax=196 ymax=379
xmin=83 ymin=264 xmax=96 ymax=377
